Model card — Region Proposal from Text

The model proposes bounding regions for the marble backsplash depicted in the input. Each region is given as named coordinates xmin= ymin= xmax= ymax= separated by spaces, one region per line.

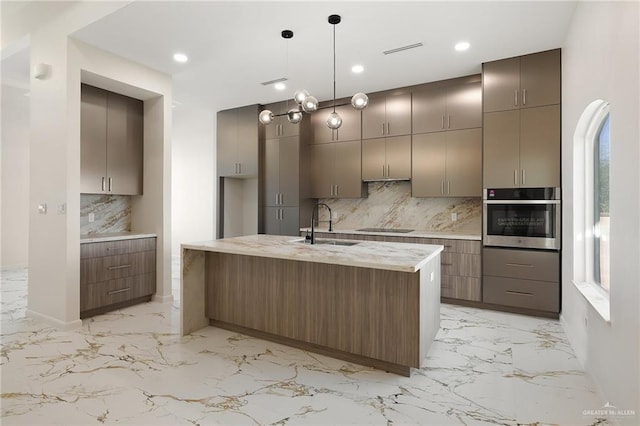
xmin=319 ymin=181 xmax=481 ymax=234
xmin=80 ymin=194 xmax=131 ymax=235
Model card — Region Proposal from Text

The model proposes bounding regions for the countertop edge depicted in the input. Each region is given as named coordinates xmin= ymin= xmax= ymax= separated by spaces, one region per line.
xmin=81 ymin=233 xmax=158 ymax=244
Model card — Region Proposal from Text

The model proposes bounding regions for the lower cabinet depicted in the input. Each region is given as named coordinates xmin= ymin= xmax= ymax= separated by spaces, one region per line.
xmin=308 ymin=232 xmax=481 ymax=302
xmin=80 ymin=237 xmax=156 ymax=318
xmin=264 ymin=206 xmax=300 ymax=236
xmin=482 ymin=247 xmax=560 ymax=314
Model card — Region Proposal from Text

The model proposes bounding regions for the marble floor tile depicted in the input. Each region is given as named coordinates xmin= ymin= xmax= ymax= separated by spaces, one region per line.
xmin=1 ymin=266 xmax=609 ymax=425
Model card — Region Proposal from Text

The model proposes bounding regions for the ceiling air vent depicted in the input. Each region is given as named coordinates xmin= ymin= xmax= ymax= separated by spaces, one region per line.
xmin=261 ymin=77 xmax=288 ymax=86
xmin=383 ymin=42 xmax=423 ymax=55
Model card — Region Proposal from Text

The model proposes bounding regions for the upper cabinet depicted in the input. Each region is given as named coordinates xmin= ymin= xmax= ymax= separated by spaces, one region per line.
xmin=412 ymin=79 xmax=481 ymax=134
xmin=264 ymin=101 xmax=299 ymax=139
xmin=362 ymin=136 xmax=412 ymax=181
xmin=310 ymin=141 xmax=366 ymax=198
xmin=217 ymin=104 xmax=260 ymax=177
xmin=81 ymin=84 xmax=143 ymax=195
xmin=362 ymin=92 xmax=412 ymax=139
xmin=483 ymin=49 xmax=561 ymax=113
xmin=311 ymin=104 xmax=361 ymax=144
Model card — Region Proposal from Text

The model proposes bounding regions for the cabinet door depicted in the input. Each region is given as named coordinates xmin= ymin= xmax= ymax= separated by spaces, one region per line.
xmin=412 ymin=132 xmax=446 ymax=197
xmin=334 ymin=105 xmax=362 ymax=142
xmin=278 ymin=136 xmax=300 ymax=206
xmin=217 ymin=108 xmax=238 ymax=176
xmin=447 ymin=81 xmax=482 ymax=131
xmin=236 ymin=105 xmax=259 ymax=176
xmin=264 ymin=138 xmax=280 ymax=207
xmin=385 ymin=92 xmax=412 ymax=137
xmin=362 ymin=138 xmax=386 ymax=181
xmin=361 ymin=95 xmax=387 ymax=139
xmin=519 ymin=105 xmax=560 ymax=187
xmin=334 ymin=140 xmax=364 ymax=198
xmin=310 ymin=143 xmax=333 ymax=198
xmin=483 ymin=110 xmax=520 ymax=188
xmin=482 ymin=57 xmax=520 ymax=113
xmin=310 ymin=109 xmax=334 ymax=144
xmin=81 ymin=85 xmax=107 ymax=193
xmin=106 ymin=93 xmax=143 ymax=195
xmin=412 ymin=86 xmax=447 ymax=134
xmin=385 ymin=136 xmax=411 ymax=180
xmin=280 ymin=207 xmax=300 ymax=236
xmin=264 ymin=207 xmax=281 ymax=235
xmin=520 ymin=49 xmax=561 ymax=109
xmin=446 ymin=129 xmax=482 ymax=197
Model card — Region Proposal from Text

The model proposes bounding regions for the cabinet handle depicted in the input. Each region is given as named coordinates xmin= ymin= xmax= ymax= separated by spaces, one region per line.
xmin=382 ymin=164 xmax=385 ymax=177
xmin=387 ymin=123 xmax=390 ymax=135
xmin=506 ymin=290 xmax=533 ymax=297
xmin=335 ymin=185 xmax=339 ymax=197
xmin=387 ymin=164 xmax=390 ymax=177
xmin=238 ymin=163 xmax=242 ymax=174
xmin=514 ymin=89 xmax=518 ymax=106
xmin=275 ymin=193 xmax=279 ymax=205
xmin=447 ymin=115 xmax=451 ymax=129
xmin=108 ymin=264 xmax=131 ymax=270
xmin=101 ymin=177 xmax=106 ymax=192
xmin=441 ymin=115 xmax=445 ymax=129
xmin=381 ymin=123 xmax=385 ymax=135
xmin=108 ymin=287 xmax=131 ymax=295
xmin=505 ymin=263 xmax=534 ymax=268
xmin=522 ymin=89 xmax=526 ymax=105
xmin=447 ymin=180 xmax=450 ymax=194
xmin=108 ymin=177 xmax=112 ymax=192
xmin=522 ymin=169 xmax=526 ymax=186
xmin=514 ymin=169 xmax=518 ymax=185
xmin=441 ymin=263 xmax=453 ymax=266
xmin=441 ymin=180 xmax=445 ymax=195
xmin=280 ymin=193 xmax=284 ymax=205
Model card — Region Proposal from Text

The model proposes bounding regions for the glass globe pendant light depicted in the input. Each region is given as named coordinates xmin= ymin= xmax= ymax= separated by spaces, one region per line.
xmin=302 ymin=96 xmax=319 ymax=112
xmin=259 ymin=109 xmax=274 ymax=125
xmin=287 ymin=108 xmax=302 ymax=124
xmin=294 ymin=89 xmax=309 ymax=105
xmin=351 ymin=92 xmax=369 ymax=110
xmin=326 ymin=14 xmax=342 ymax=130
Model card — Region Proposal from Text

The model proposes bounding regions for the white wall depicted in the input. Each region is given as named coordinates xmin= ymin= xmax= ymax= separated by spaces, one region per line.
xmin=171 ymin=104 xmax=215 ymax=254
xmin=561 ymin=1 xmax=639 ymax=420
xmin=1 ymin=84 xmax=29 ymax=267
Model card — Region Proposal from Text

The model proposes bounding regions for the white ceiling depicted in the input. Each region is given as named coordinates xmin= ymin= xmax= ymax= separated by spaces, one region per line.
xmin=5 ymin=1 xmax=579 ymax=112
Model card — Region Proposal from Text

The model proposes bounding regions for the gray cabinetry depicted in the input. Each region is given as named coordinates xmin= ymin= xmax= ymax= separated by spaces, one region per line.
xmin=310 ymin=141 xmax=366 ymax=198
xmin=412 ymin=129 xmax=481 ymax=197
xmin=264 ymin=206 xmax=300 ymax=236
xmin=482 ymin=247 xmax=560 ymax=314
xmin=483 ymin=105 xmax=560 ymax=188
xmin=265 ymin=136 xmax=300 ymax=207
xmin=311 ymin=104 xmax=361 ymax=144
xmin=362 ymin=136 xmax=411 ymax=181
xmin=80 ymin=237 xmax=156 ymax=318
xmin=412 ymin=79 xmax=481 ymax=133
xmin=217 ymin=104 xmax=260 ymax=177
xmin=362 ymin=92 xmax=412 ymax=139
xmin=81 ymin=84 xmax=143 ymax=195
xmin=264 ymin=101 xmax=299 ymax=140
xmin=483 ymin=49 xmax=561 ymax=113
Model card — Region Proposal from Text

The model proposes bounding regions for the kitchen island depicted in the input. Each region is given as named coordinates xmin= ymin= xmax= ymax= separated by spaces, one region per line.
xmin=181 ymin=234 xmax=443 ymax=376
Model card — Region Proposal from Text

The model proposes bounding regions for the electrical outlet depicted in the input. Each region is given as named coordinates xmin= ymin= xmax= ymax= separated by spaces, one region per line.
xmin=451 ymin=212 xmax=457 ymax=222
xmin=38 ymin=204 xmax=47 ymax=214
xmin=57 ymin=203 xmax=66 ymax=215
xmin=88 ymin=213 xmax=95 ymax=223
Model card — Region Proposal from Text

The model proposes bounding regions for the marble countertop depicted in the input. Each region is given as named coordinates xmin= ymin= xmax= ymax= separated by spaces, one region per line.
xmin=300 ymin=227 xmax=481 ymax=241
xmin=80 ymin=232 xmax=157 ymax=244
xmin=182 ymin=234 xmax=443 ymax=273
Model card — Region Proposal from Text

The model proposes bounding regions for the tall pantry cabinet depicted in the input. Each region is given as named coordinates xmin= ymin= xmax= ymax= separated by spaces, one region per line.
xmin=482 ymin=49 xmax=561 ymax=188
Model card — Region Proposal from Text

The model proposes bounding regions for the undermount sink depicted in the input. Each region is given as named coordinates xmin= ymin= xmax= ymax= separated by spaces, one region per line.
xmin=290 ymin=238 xmax=360 ymax=247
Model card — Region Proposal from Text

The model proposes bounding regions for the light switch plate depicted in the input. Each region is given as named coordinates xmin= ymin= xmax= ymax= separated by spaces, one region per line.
xmin=38 ymin=204 xmax=47 ymax=214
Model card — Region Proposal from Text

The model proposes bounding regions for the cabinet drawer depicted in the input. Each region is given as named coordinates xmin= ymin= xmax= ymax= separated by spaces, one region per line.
xmin=441 ymin=276 xmax=481 ymax=301
xmin=483 ymin=276 xmax=559 ymax=312
xmin=416 ymin=238 xmax=481 ymax=254
xmin=81 ymin=250 xmax=156 ymax=284
xmin=81 ymin=237 xmax=156 ymax=259
xmin=80 ymin=273 xmax=156 ymax=312
xmin=483 ymin=247 xmax=559 ymax=282
xmin=441 ymin=252 xmax=481 ymax=277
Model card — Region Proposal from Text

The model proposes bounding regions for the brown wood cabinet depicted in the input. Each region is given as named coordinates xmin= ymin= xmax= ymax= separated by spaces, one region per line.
xmin=80 ymin=237 xmax=156 ymax=318
xmin=310 ymin=141 xmax=366 ymax=198
xmin=217 ymin=104 xmax=260 ymax=177
xmin=412 ymin=129 xmax=481 ymax=197
xmin=362 ymin=136 xmax=412 ymax=181
xmin=310 ymin=232 xmax=481 ymax=302
xmin=412 ymin=79 xmax=481 ymax=133
xmin=81 ymin=84 xmax=143 ymax=195
xmin=483 ymin=49 xmax=561 ymax=113
xmin=482 ymin=247 xmax=559 ymax=314
xmin=310 ymin=104 xmax=361 ymax=144
xmin=362 ymin=92 xmax=412 ymax=139
xmin=483 ymin=105 xmax=560 ymax=188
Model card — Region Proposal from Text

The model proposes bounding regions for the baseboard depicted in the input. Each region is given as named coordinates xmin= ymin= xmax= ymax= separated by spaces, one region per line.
xmin=153 ymin=293 xmax=174 ymax=303
xmin=26 ymin=309 xmax=83 ymax=331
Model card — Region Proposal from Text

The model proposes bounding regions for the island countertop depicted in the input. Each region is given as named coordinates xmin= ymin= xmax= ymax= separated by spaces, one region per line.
xmin=182 ymin=234 xmax=443 ymax=273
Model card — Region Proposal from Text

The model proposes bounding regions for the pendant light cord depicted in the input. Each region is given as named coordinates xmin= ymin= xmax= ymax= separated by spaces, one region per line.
xmin=332 ymin=22 xmax=336 ymax=113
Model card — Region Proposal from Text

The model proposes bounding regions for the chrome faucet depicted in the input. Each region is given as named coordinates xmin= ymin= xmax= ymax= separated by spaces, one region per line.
xmin=310 ymin=203 xmax=332 ymax=244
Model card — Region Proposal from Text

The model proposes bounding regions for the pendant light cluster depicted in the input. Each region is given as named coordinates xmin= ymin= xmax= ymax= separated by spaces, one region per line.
xmin=259 ymin=14 xmax=368 ymax=129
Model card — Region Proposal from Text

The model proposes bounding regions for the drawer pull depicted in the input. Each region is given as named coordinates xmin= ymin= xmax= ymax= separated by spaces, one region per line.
xmin=441 ymin=263 xmax=453 ymax=266
xmin=107 ymin=287 xmax=131 ymax=295
xmin=444 ymin=245 xmax=453 ymax=248
xmin=506 ymin=290 xmax=533 ymax=297
xmin=505 ymin=263 xmax=533 ymax=268
xmin=108 ymin=264 xmax=132 ymax=270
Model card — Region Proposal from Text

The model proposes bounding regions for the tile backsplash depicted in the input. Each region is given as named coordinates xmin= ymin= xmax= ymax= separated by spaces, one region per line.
xmin=80 ymin=194 xmax=131 ymax=235
xmin=319 ymin=181 xmax=481 ymax=234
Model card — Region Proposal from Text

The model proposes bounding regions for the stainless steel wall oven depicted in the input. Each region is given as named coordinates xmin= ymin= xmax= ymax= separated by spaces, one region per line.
xmin=483 ymin=187 xmax=561 ymax=250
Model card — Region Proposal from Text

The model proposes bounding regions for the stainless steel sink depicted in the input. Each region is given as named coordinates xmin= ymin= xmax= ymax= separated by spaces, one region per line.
xmin=290 ymin=238 xmax=360 ymax=246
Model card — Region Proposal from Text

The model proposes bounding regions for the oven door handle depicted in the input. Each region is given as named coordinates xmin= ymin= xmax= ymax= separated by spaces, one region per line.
xmin=483 ymin=200 xmax=561 ymax=205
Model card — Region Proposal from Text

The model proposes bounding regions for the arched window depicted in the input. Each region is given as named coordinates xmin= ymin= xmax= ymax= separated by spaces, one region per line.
xmin=593 ymin=114 xmax=610 ymax=290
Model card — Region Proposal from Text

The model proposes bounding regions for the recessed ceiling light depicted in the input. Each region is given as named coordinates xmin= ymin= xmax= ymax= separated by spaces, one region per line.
xmin=274 ymin=82 xmax=286 ymax=91
xmin=173 ymin=53 xmax=188 ymax=63
xmin=351 ymin=64 xmax=364 ymax=74
xmin=454 ymin=41 xmax=470 ymax=52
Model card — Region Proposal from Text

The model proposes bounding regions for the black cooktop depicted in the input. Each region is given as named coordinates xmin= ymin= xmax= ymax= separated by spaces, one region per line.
xmin=356 ymin=228 xmax=414 ymax=233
